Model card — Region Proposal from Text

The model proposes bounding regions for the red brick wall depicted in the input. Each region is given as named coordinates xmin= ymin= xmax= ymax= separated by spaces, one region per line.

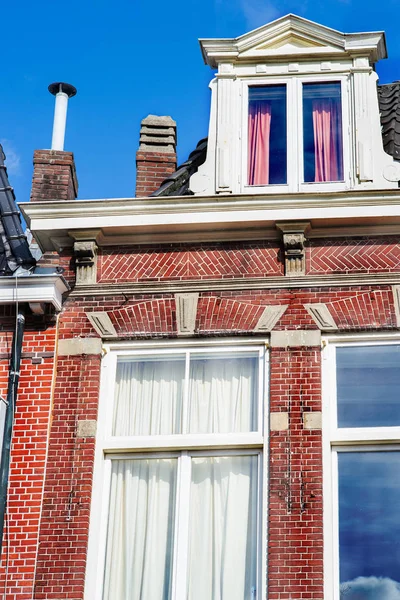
xmin=30 ymin=150 xmax=78 ymax=202
xmin=0 ymin=320 xmax=57 ymax=600
xmin=135 ymin=151 xmax=176 ymax=197
xmin=34 ymin=353 xmax=101 ymax=600
xmin=269 ymin=347 xmax=323 ymax=600
xmin=98 ymin=242 xmax=283 ymax=282
xmin=2 ymin=233 xmax=399 ymax=598
xmin=307 ymin=236 xmax=400 ymax=274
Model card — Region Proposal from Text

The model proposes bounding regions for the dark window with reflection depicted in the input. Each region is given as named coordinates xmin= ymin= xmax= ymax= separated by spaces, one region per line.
xmin=336 ymin=345 xmax=400 ymax=428
xmin=338 ymin=451 xmax=400 ymax=598
xmin=248 ymin=86 xmax=287 ymax=185
xmin=303 ymin=82 xmax=343 ymax=183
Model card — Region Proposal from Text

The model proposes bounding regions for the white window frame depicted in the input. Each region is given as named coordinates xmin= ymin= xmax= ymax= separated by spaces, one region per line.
xmin=85 ymin=338 xmax=269 ymax=600
xmin=242 ymin=74 xmax=351 ymax=195
xmin=322 ymin=334 xmax=400 ymax=600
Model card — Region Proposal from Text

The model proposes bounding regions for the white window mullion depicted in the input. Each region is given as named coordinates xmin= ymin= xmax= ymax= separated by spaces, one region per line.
xmin=181 ymin=351 xmax=191 ymax=435
xmin=172 ymin=451 xmax=191 ymax=600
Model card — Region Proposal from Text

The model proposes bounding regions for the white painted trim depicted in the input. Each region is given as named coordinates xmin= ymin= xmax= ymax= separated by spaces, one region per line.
xmin=322 ymin=335 xmax=400 ymax=600
xmin=70 ymin=272 xmax=400 ymax=296
xmin=20 ymin=189 xmax=400 ymax=251
xmin=0 ymin=275 xmax=69 ymax=311
xmin=85 ymin=340 xmax=268 ymax=600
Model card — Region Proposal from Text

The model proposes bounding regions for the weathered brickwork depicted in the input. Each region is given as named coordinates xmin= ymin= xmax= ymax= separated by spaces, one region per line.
xmin=135 ymin=152 xmax=176 ymax=197
xmin=30 ymin=150 xmax=78 ymax=202
xmin=269 ymin=348 xmax=323 ymax=599
xmin=0 ymin=327 xmax=56 ymax=600
xmin=34 ymin=354 xmax=101 ymax=600
xmin=73 ymin=286 xmax=398 ymax=338
xmin=307 ymin=236 xmax=400 ymax=274
xmin=98 ymin=241 xmax=283 ymax=283
xmin=2 ymin=232 xmax=400 ymax=598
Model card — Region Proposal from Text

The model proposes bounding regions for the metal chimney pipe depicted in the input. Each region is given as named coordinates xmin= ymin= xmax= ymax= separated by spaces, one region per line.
xmin=48 ymin=82 xmax=77 ymax=151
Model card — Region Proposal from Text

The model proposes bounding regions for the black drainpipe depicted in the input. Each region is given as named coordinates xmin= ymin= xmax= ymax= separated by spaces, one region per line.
xmin=0 ymin=307 xmax=25 ymax=559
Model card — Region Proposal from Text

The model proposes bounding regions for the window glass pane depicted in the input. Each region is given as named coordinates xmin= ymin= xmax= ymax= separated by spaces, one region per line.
xmin=303 ymin=82 xmax=343 ymax=183
xmin=103 ymin=458 xmax=177 ymax=600
xmin=188 ymin=353 xmax=259 ymax=433
xmin=248 ymin=85 xmax=287 ymax=185
xmin=338 ymin=452 xmax=400 ymax=598
xmin=188 ymin=455 xmax=258 ymax=599
xmin=113 ymin=356 xmax=185 ymax=435
xmin=336 ymin=345 xmax=400 ymax=428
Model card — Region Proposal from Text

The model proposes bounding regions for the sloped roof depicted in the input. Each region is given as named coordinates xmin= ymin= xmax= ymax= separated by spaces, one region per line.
xmin=151 ymin=138 xmax=207 ymax=197
xmin=0 ymin=145 xmax=35 ymax=275
xmin=378 ymin=82 xmax=400 ymax=161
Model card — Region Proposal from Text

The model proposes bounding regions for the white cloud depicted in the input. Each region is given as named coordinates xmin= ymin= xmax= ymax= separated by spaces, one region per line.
xmin=0 ymin=139 xmax=21 ymax=176
xmin=341 ymin=576 xmax=400 ymax=600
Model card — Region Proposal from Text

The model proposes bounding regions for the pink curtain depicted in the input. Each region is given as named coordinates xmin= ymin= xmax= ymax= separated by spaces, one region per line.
xmin=248 ymin=101 xmax=271 ymax=185
xmin=312 ymin=99 xmax=343 ymax=182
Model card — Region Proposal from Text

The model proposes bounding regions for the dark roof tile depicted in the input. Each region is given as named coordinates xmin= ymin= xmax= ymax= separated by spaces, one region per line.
xmin=378 ymin=82 xmax=400 ymax=161
xmin=0 ymin=145 xmax=35 ymax=274
xmin=151 ymin=138 xmax=207 ymax=197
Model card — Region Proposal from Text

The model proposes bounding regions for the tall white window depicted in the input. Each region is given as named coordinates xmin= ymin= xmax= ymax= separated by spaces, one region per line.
xmin=324 ymin=340 xmax=400 ymax=600
xmin=244 ymin=76 xmax=348 ymax=194
xmin=87 ymin=342 xmax=266 ymax=600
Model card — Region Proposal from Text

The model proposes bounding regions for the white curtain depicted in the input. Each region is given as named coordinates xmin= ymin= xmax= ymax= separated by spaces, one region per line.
xmin=103 ymin=458 xmax=177 ymax=600
xmin=188 ymin=356 xmax=257 ymax=433
xmin=113 ymin=359 xmax=185 ymax=435
xmin=188 ymin=455 xmax=258 ymax=600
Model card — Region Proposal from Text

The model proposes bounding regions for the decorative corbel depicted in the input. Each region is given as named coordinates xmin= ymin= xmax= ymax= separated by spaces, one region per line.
xmin=73 ymin=240 xmax=98 ymax=285
xmin=276 ymin=222 xmax=310 ymax=276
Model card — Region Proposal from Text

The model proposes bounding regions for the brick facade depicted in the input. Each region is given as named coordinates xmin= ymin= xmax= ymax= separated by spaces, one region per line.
xmin=0 ymin=233 xmax=399 ymax=598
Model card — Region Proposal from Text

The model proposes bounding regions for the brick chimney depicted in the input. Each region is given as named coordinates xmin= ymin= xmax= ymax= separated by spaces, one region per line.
xmin=31 ymin=82 xmax=78 ymax=203
xmin=30 ymin=150 xmax=78 ymax=202
xmin=136 ymin=115 xmax=177 ymax=196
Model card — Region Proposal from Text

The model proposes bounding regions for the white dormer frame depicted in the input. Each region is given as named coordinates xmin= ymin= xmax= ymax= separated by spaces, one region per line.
xmin=240 ymin=73 xmax=352 ymax=194
xmin=190 ymin=14 xmax=400 ymax=197
xmin=199 ymin=14 xmax=387 ymax=67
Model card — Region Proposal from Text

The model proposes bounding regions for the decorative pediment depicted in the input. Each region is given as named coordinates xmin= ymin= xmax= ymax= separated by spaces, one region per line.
xmin=200 ymin=14 xmax=386 ymax=67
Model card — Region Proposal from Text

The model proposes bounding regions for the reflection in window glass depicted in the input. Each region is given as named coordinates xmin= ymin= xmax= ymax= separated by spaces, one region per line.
xmin=248 ymin=86 xmax=287 ymax=185
xmin=303 ymin=82 xmax=343 ymax=183
xmin=336 ymin=345 xmax=400 ymax=428
xmin=188 ymin=354 xmax=258 ymax=433
xmin=338 ymin=452 xmax=400 ymax=598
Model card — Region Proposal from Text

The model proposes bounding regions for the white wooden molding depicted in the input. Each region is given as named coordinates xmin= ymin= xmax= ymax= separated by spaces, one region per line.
xmin=0 ymin=274 xmax=69 ymax=311
xmin=70 ymin=272 xmax=400 ymax=297
xmin=21 ymin=190 xmax=400 ymax=252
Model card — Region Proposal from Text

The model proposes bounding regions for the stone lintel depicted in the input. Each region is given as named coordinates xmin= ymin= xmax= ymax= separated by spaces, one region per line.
xmin=270 ymin=330 xmax=321 ymax=348
xmin=58 ymin=337 xmax=102 ymax=356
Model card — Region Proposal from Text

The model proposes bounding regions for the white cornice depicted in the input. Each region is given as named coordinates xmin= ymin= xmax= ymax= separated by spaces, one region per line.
xmin=199 ymin=14 xmax=386 ymax=67
xmin=70 ymin=272 xmax=400 ymax=297
xmin=20 ymin=189 xmax=400 ymax=251
xmin=0 ymin=275 xmax=69 ymax=311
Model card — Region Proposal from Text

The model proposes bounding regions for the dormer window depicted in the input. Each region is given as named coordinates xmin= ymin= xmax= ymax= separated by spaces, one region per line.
xmin=193 ymin=14 xmax=399 ymax=197
xmin=302 ymin=82 xmax=343 ymax=183
xmin=248 ymin=85 xmax=287 ymax=185
xmin=246 ymin=78 xmax=345 ymax=191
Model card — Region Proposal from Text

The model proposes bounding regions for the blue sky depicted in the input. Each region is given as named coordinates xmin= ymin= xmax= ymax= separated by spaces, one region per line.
xmin=2 ymin=0 xmax=400 ymax=204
